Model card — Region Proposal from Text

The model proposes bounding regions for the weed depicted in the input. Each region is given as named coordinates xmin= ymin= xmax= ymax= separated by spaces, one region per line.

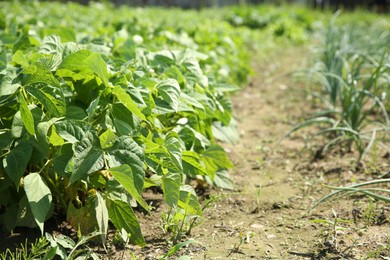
xmin=227 ymin=231 xmax=254 ymax=257
xmin=0 ymin=237 xmax=50 ymax=260
xmin=311 ymin=209 xmax=354 ymax=252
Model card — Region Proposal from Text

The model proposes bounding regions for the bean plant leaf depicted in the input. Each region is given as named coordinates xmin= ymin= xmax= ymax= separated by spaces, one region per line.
xmin=24 ymin=172 xmax=52 ymax=235
xmin=26 ymin=87 xmax=66 ymax=117
xmin=209 ymin=169 xmax=234 ymax=190
xmin=178 ymin=185 xmax=202 ymax=215
xmin=109 ymin=165 xmax=149 ymax=212
xmin=99 ymin=128 xmax=116 ymax=149
xmin=22 ymin=63 xmax=60 ymax=87
xmin=112 ymin=86 xmax=146 ymax=121
xmin=12 ymin=50 xmax=29 ymax=68
xmin=59 ymin=49 xmax=91 ymax=72
xmin=0 ymin=72 xmax=21 ymax=96
xmin=3 ymin=141 xmax=33 ymax=189
xmin=155 ymin=78 xmax=181 ymax=111
xmin=182 ymin=150 xmax=207 ymax=177
xmin=201 ymin=145 xmax=234 ymax=178
xmin=164 ymin=133 xmax=182 ymax=171
xmin=71 ymin=131 xmax=104 ymax=184
xmin=55 ymin=121 xmax=87 ymax=143
xmin=18 ymin=92 xmax=35 ymax=135
xmin=84 ymin=52 xmax=108 ymax=86
xmin=95 ymin=191 xmax=108 ymax=244
xmin=161 ymin=172 xmax=181 ymax=207
xmin=53 ymin=143 xmax=73 ymax=177
xmin=108 ymin=199 xmax=146 ymax=246
xmin=106 ymin=136 xmax=145 ymax=193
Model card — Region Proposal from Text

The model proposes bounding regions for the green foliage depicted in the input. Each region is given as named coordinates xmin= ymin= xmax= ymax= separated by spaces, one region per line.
xmin=0 ymin=237 xmax=51 ymax=260
xmin=226 ymin=5 xmax=315 ymax=43
xmin=291 ymin=14 xmax=390 ymax=162
xmin=0 ymin=0 xmax=251 ymax=245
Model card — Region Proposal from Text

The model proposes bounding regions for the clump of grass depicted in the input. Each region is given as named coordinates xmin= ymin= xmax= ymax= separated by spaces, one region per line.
xmin=0 ymin=237 xmax=50 ymax=260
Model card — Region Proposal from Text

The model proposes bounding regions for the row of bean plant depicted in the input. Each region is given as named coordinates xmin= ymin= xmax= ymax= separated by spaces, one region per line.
xmin=0 ymin=1 xmax=317 ymax=248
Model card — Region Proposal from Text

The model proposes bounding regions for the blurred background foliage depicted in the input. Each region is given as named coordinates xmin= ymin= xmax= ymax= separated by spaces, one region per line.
xmin=3 ymin=0 xmax=388 ymax=11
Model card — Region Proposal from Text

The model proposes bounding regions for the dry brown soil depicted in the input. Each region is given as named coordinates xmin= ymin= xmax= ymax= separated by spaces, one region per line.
xmin=119 ymin=47 xmax=390 ymax=260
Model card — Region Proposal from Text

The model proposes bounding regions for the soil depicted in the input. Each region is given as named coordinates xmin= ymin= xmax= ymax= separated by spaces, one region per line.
xmin=118 ymin=46 xmax=390 ymax=260
xmin=1 ymin=46 xmax=389 ymax=259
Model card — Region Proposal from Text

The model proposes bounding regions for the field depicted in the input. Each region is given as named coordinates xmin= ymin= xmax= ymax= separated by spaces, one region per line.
xmin=0 ymin=1 xmax=389 ymax=259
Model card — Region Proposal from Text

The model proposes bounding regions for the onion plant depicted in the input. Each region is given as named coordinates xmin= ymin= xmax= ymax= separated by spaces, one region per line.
xmin=290 ymin=16 xmax=390 ymax=163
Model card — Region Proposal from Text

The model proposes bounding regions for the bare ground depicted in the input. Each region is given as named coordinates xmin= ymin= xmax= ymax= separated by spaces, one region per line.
xmin=120 ymin=46 xmax=390 ymax=259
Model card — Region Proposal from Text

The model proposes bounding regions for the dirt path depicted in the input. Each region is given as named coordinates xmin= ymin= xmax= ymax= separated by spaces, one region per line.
xmin=184 ymin=47 xmax=317 ymax=259
xmin=123 ymin=46 xmax=389 ymax=260
xmin=176 ymin=47 xmax=389 ymax=259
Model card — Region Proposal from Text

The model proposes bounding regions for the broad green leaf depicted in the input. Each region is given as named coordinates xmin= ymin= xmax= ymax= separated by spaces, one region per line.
xmin=37 ymin=118 xmax=62 ymax=142
xmin=214 ymin=96 xmax=232 ymax=125
xmin=45 ymin=233 xmax=67 ymax=259
xmin=49 ymin=125 xmax=65 ymax=146
xmin=109 ymin=165 xmax=149 ymax=211
xmin=33 ymin=117 xmax=63 ymax=162
xmin=40 ymin=35 xmax=63 ymax=58
xmin=84 ymin=52 xmax=108 ymax=86
xmin=66 ymin=105 xmax=87 ymax=121
xmin=164 ymin=133 xmax=182 ymax=171
xmin=12 ymin=27 xmax=31 ymax=52
xmin=108 ymin=199 xmax=145 ymax=246
xmin=208 ymin=169 xmax=234 ymax=190
xmin=111 ymin=103 xmax=137 ymax=136
xmin=11 ymin=111 xmax=25 ymax=138
xmin=86 ymin=96 xmax=100 ymax=119
xmin=43 ymin=28 xmax=76 ymax=43
xmin=178 ymin=185 xmax=202 ymax=215
xmin=59 ymin=49 xmax=91 ymax=72
xmin=26 ymin=87 xmax=66 ymax=117
xmin=3 ymin=141 xmax=32 ymax=189
xmin=99 ymin=128 xmax=116 ymax=149
xmin=0 ymin=72 xmax=21 ymax=96
xmin=161 ymin=172 xmax=181 ymax=207
xmin=15 ymin=195 xmax=37 ymax=228
xmin=106 ymin=136 xmax=145 ymax=192
xmin=18 ymin=92 xmax=35 ymax=135
xmin=0 ymin=50 xmax=6 ymax=71
xmin=59 ymin=50 xmax=106 ymax=103
xmin=180 ymin=92 xmax=205 ymax=114
xmin=155 ymin=79 xmax=180 ymax=111
xmin=201 ymin=145 xmax=234 ymax=178
xmin=212 ymin=119 xmax=240 ymax=144
xmin=71 ymin=131 xmax=104 ymax=184
xmin=53 ymin=144 xmax=73 ymax=177
xmin=112 ymin=86 xmax=146 ymax=121
xmin=95 ymin=192 xmax=108 ymax=244
xmin=0 ymin=131 xmax=13 ymax=151
xmin=24 ymin=172 xmax=52 ymax=235
xmin=51 ymin=233 xmax=76 ymax=249
xmin=55 ymin=121 xmax=87 ymax=143
xmin=182 ymin=150 xmax=207 ymax=177
xmin=12 ymin=50 xmax=29 ymax=68
xmin=22 ymin=63 xmax=60 ymax=88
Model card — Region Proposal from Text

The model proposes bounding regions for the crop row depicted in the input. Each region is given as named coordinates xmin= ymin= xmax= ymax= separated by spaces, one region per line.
xmin=0 ymin=1 xmax=319 ymax=255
